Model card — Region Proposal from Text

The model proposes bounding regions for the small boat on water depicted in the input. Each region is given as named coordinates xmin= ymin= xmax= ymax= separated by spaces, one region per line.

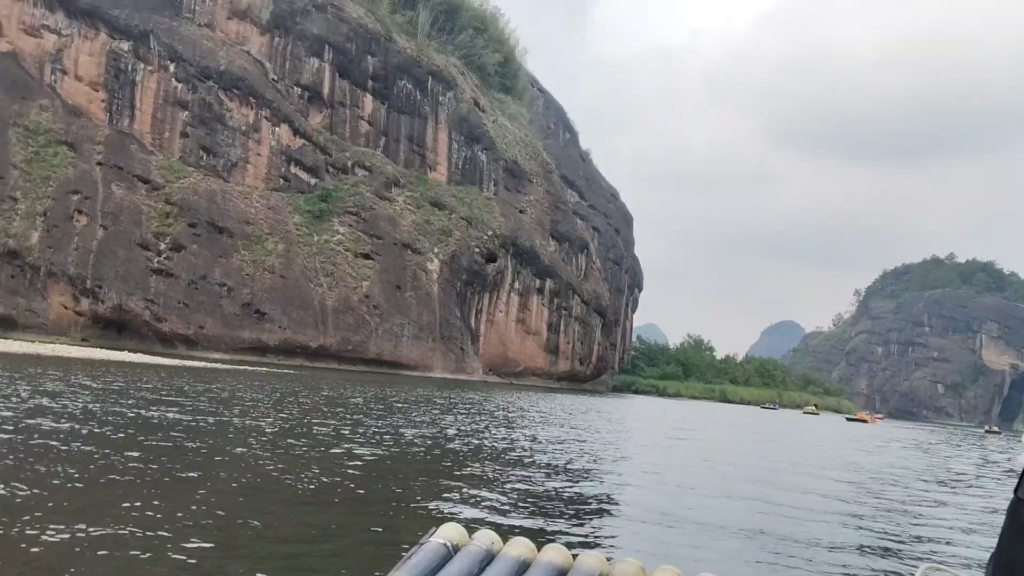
xmin=759 ymin=402 xmax=780 ymax=410
xmin=802 ymin=405 xmax=820 ymax=415
xmin=984 ymin=426 xmax=1004 ymax=435
xmin=845 ymin=411 xmax=878 ymax=424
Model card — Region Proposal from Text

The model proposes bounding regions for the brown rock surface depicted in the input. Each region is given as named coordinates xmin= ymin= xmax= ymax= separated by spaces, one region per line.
xmin=788 ymin=258 xmax=1024 ymax=426
xmin=0 ymin=0 xmax=643 ymax=384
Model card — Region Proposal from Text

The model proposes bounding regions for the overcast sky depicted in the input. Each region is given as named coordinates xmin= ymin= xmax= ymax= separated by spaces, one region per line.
xmin=491 ymin=0 xmax=1024 ymax=355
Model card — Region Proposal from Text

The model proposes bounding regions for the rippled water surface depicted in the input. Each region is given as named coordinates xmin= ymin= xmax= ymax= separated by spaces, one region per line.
xmin=0 ymin=355 xmax=1020 ymax=576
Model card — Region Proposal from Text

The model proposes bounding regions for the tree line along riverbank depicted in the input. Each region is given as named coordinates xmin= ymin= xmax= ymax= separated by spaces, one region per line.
xmin=616 ymin=336 xmax=858 ymax=414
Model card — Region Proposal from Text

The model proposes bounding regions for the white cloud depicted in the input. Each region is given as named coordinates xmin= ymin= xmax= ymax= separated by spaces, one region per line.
xmin=587 ymin=0 xmax=780 ymax=54
xmin=493 ymin=0 xmax=1024 ymax=354
xmin=718 ymin=0 xmax=1024 ymax=161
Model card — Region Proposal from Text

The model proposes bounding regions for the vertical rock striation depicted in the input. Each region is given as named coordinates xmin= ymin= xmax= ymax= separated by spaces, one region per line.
xmin=0 ymin=0 xmax=642 ymax=384
xmin=788 ymin=258 xmax=1024 ymax=426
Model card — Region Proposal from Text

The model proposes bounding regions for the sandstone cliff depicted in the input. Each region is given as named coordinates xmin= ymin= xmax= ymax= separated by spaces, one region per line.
xmin=788 ymin=257 xmax=1024 ymax=426
xmin=0 ymin=0 xmax=643 ymax=383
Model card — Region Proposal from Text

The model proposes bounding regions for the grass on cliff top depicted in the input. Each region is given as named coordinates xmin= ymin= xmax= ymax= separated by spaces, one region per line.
xmin=613 ymin=375 xmax=859 ymax=414
xmin=4 ymin=111 xmax=76 ymax=241
xmin=355 ymin=0 xmax=528 ymax=100
xmin=345 ymin=2 xmax=554 ymax=182
xmin=860 ymin=253 xmax=1024 ymax=308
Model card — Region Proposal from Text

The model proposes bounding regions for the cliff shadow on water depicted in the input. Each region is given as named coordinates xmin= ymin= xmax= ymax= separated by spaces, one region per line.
xmin=0 ymin=0 xmax=642 ymax=386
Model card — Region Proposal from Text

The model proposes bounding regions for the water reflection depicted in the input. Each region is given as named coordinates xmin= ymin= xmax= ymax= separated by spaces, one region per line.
xmin=0 ymin=355 xmax=1019 ymax=576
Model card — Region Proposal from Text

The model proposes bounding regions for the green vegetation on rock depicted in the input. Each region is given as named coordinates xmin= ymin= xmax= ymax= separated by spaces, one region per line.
xmin=3 ymin=112 xmax=76 ymax=240
xmin=485 ymin=94 xmax=553 ymax=181
xmin=146 ymin=158 xmax=197 ymax=244
xmin=288 ymin=133 xmax=504 ymax=294
xmin=356 ymin=0 xmax=527 ymax=99
xmin=790 ymin=255 xmax=1024 ymax=377
xmin=784 ymin=254 xmax=1024 ymax=423
xmin=405 ymin=175 xmax=500 ymax=255
xmin=294 ymin=178 xmax=373 ymax=225
xmin=155 ymin=158 xmax=194 ymax=188
xmin=149 ymin=200 xmax=181 ymax=243
xmin=351 ymin=0 xmax=553 ymax=180
xmin=291 ymin=178 xmax=376 ymax=289
xmin=861 ymin=253 xmax=1024 ymax=307
xmin=620 ymin=335 xmax=853 ymax=410
xmin=239 ymin=232 xmax=283 ymax=275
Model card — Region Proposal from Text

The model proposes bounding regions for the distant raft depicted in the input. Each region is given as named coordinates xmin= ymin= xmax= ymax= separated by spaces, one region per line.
xmin=387 ymin=523 xmax=716 ymax=576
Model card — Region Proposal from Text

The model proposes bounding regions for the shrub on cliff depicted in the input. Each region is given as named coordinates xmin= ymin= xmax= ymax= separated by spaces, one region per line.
xmin=3 ymin=111 xmax=76 ymax=242
xmin=359 ymin=0 xmax=528 ymax=99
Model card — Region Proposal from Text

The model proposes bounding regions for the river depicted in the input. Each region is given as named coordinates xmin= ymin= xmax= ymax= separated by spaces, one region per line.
xmin=0 ymin=355 xmax=1018 ymax=576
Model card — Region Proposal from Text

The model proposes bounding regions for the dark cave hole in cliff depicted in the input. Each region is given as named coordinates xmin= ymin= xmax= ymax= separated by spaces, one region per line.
xmin=98 ymin=319 xmax=129 ymax=336
xmin=483 ymin=250 xmax=499 ymax=265
xmin=998 ymin=373 xmax=1024 ymax=423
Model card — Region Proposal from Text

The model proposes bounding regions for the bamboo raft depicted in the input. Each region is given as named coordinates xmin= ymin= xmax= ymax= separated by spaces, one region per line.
xmin=387 ymin=522 xmax=715 ymax=576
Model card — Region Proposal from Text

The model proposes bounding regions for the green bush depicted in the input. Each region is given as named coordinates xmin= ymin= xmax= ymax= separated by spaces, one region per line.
xmin=156 ymin=158 xmax=193 ymax=188
xmin=357 ymin=0 xmax=528 ymax=99
xmin=405 ymin=174 xmax=500 ymax=255
xmin=15 ymin=116 xmax=76 ymax=192
xmin=294 ymin=179 xmax=371 ymax=225
xmin=625 ymin=336 xmax=847 ymax=398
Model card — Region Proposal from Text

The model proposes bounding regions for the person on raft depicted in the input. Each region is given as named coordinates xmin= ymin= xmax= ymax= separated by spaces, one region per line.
xmin=988 ymin=464 xmax=1024 ymax=575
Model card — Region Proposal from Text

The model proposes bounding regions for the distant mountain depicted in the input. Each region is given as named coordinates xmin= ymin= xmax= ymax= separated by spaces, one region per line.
xmin=788 ymin=255 xmax=1024 ymax=424
xmin=634 ymin=323 xmax=669 ymax=345
xmin=745 ymin=321 xmax=806 ymax=359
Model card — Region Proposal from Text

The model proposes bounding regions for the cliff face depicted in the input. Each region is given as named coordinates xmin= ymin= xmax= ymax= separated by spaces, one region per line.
xmin=789 ymin=264 xmax=1024 ymax=425
xmin=0 ymin=0 xmax=643 ymax=383
xmin=745 ymin=320 xmax=804 ymax=360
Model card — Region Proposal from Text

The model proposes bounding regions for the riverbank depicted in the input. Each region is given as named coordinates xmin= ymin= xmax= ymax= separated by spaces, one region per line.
xmin=0 ymin=338 xmax=291 ymax=372
xmin=613 ymin=375 xmax=859 ymax=413
xmin=0 ymin=334 xmax=607 ymax=392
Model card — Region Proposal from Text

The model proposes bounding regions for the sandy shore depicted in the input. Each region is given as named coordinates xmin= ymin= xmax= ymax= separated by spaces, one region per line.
xmin=0 ymin=335 xmax=610 ymax=392
xmin=0 ymin=338 xmax=289 ymax=372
